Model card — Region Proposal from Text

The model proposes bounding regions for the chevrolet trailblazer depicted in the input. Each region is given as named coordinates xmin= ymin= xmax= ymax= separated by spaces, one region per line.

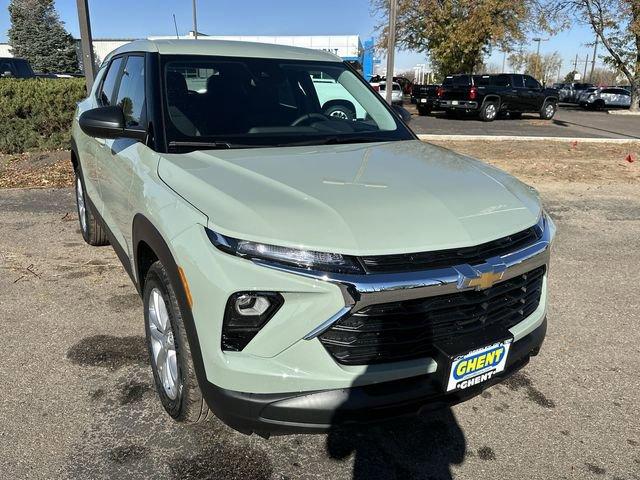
xmin=72 ymin=39 xmax=555 ymax=435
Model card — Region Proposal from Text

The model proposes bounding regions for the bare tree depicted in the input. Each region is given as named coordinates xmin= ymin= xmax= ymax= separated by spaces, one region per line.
xmin=547 ymin=0 xmax=640 ymax=110
xmin=509 ymin=51 xmax=563 ymax=83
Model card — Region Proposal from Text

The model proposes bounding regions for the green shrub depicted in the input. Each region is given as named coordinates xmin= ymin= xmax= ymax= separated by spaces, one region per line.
xmin=0 ymin=78 xmax=86 ymax=154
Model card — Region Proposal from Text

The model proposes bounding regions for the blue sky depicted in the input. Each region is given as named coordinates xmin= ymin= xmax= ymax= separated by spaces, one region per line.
xmin=0 ymin=0 xmax=598 ymax=76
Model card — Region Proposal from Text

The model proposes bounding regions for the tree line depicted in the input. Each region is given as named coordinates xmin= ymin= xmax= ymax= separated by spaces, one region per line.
xmin=372 ymin=0 xmax=640 ymax=111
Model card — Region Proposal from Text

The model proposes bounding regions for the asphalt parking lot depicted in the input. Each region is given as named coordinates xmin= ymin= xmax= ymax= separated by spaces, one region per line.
xmin=409 ymin=104 xmax=640 ymax=139
xmin=1 ymin=174 xmax=639 ymax=479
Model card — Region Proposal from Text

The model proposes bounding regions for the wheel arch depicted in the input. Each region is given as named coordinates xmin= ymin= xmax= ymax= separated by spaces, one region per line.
xmin=70 ymin=137 xmax=79 ymax=172
xmin=480 ymin=95 xmax=502 ymax=109
xmin=131 ymin=213 xmax=210 ymax=394
xmin=321 ymin=99 xmax=356 ymax=112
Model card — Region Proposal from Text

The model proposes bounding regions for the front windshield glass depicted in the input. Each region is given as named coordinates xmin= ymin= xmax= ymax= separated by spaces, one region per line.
xmin=162 ymin=55 xmax=413 ymax=150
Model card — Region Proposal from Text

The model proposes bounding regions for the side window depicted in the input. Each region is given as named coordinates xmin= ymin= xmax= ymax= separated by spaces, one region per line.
xmin=115 ymin=55 xmax=146 ymax=128
xmin=495 ymin=75 xmax=511 ymax=87
xmin=511 ymin=75 xmax=525 ymax=88
xmin=99 ymin=57 xmax=123 ymax=106
xmin=524 ymin=76 xmax=541 ymax=89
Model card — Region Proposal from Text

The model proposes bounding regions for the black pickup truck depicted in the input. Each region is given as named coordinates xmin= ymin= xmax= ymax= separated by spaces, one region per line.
xmin=411 ymin=84 xmax=440 ymax=115
xmin=437 ymin=73 xmax=559 ymax=121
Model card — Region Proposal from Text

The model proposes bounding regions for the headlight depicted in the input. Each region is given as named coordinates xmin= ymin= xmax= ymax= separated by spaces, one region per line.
xmin=206 ymin=228 xmax=364 ymax=274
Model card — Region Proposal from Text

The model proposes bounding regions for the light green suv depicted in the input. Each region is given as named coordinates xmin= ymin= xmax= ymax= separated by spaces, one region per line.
xmin=72 ymin=39 xmax=555 ymax=436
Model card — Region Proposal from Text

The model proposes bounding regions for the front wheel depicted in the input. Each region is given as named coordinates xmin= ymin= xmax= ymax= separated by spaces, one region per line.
xmin=479 ymin=102 xmax=498 ymax=122
xmin=144 ymin=261 xmax=211 ymax=424
xmin=540 ymin=101 xmax=557 ymax=120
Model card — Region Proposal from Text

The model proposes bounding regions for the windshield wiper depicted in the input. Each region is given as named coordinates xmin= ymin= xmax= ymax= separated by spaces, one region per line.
xmin=278 ymin=136 xmax=391 ymax=147
xmin=168 ymin=141 xmax=259 ymax=151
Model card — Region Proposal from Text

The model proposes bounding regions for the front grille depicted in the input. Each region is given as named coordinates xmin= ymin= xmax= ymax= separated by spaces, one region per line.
xmin=319 ymin=266 xmax=545 ymax=365
xmin=360 ymin=226 xmax=541 ymax=274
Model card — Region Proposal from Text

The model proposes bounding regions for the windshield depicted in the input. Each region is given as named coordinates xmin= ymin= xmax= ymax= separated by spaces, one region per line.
xmin=162 ymin=55 xmax=413 ymax=151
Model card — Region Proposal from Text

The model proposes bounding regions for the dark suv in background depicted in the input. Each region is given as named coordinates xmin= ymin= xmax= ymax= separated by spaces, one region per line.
xmin=437 ymin=73 xmax=559 ymax=122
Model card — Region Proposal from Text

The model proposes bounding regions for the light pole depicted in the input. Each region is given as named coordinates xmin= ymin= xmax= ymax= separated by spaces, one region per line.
xmin=192 ymin=0 xmax=198 ymax=39
xmin=385 ymin=0 xmax=397 ymax=105
xmin=76 ymin=0 xmax=96 ymax=91
xmin=532 ymin=37 xmax=548 ymax=80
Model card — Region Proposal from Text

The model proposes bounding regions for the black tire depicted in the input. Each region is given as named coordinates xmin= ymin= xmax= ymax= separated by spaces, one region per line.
xmin=593 ymin=99 xmax=606 ymax=110
xmin=324 ymin=104 xmax=355 ymax=121
xmin=74 ymin=167 xmax=109 ymax=246
xmin=509 ymin=112 xmax=523 ymax=119
xmin=479 ymin=102 xmax=498 ymax=122
xmin=540 ymin=101 xmax=557 ymax=120
xmin=143 ymin=261 xmax=212 ymax=424
xmin=417 ymin=105 xmax=431 ymax=116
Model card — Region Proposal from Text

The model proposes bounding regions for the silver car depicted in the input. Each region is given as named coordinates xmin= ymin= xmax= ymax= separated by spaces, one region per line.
xmin=378 ymin=82 xmax=404 ymax=105
xmin=577 ymin=87 xmax=599 ymax=105
xmin=583 ymin=87 xmax=631 ymax=109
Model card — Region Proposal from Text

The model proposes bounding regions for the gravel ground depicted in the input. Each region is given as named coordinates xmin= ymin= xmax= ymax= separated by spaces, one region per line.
xmin=1 ymin=180 xmax=639 ymax=479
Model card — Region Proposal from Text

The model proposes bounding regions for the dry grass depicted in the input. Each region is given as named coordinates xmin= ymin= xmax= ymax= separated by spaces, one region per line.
xmin=429 ymin=140 xmax=640 ymax=185
xmin=0 ymin=151 xmax=73 ymax=188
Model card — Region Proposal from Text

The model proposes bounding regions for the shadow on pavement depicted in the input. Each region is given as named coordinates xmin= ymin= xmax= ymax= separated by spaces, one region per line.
xmin=326 ymin=408 xmax=465 ymax=480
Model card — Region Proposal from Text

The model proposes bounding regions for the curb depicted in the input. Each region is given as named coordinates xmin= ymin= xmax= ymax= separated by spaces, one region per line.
xmin=607 ymin=110 xmax=640 ymax=116
xmin=417 ymin=134 xmax=640 ymax=144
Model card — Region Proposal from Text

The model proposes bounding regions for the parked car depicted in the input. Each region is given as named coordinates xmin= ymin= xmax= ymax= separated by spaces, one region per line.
xmin=577 ymin=86 xmax=600 ymax=105
xmin=0 ymin=57 xmax=35 ymax=78
xmin=562 ymin=82 xmax=595 ymax=103
xmin=582 ymin=87 xmax=631 ymax=109
xmin=72 ymin=39 xmax=555 ymax=436
xmin=412 ymin=84 xmax=440 ymax=115
xmin=437 ymin=73 xmax=559 ymax=121
xmin=378 ymin=81 xmax=404 ymax=105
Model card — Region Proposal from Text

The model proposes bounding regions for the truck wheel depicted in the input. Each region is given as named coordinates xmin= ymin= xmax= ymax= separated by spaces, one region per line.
xmin=540 ymin=101 xmax=557 ymax=120
xmin=479 ymin=102 xmax=498 ymax=122
xmin=75 ymin=167 xmax=109 ymax=246
xmin=144 ymin=261 xmax=212 ymax=424
xmin=324 ymin=104 xmax=355 ymax=120
xmin=417 ymin=105 xmax=431 ymax=116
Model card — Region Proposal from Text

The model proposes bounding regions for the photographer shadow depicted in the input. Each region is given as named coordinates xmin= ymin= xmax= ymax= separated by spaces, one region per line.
xmin=325 ymin=371 xmax=467 ymax=480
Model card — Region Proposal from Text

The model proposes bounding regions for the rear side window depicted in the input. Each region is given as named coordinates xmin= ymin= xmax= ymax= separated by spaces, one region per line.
xmin=99 ymin=57 xmax=123 ymax=106
xmin=494 ymin=75 xmax=511 ymax=87
xmin=511 ymin=75 xmax=525 ymax=88
xmin=474 ymin=75 xmax=492 ymax=87
xmin=115 ymin=55 xmax=146 ymax=128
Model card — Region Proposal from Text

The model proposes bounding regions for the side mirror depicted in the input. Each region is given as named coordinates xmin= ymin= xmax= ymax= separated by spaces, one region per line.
xmin=392 ymin=104 xmax=412 ymax=123
xmin=79 ymin=106 xmax=145 ymax=141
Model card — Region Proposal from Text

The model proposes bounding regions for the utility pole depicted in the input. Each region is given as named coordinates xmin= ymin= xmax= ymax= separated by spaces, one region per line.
xmin=76 ymin=0 xmax=96 ymax=91
xmin=590 ymin=36 xmax=598 ymax=81
xmin=385 ymin=0 xmax=397 ymax=105
xmin=583 ymin=54 xmax=589 ymax=81
xmin=502 ymin=51 xmax=506 ymax=73
xmin=573 ymin=53 xmax=579 ymax=77
xmin=192 ymin=0 xmax=198 ymax=39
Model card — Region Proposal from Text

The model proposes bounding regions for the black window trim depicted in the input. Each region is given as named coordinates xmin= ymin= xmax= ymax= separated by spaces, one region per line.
xmin=95 ymin=51 xmax=150 ymax=142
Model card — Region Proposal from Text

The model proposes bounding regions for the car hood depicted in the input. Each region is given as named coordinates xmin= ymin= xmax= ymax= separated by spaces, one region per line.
xmin=157 ymin=140 xmax=541 ymax=255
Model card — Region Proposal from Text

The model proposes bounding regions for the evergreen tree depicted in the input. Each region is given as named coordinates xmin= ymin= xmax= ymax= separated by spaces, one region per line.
xmin=7 ymin=0 xmax=80 ymax=74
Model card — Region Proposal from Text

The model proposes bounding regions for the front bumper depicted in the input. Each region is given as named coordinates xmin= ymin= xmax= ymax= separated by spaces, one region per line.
xmin=201 ymin=318 xmax=547 ymax=435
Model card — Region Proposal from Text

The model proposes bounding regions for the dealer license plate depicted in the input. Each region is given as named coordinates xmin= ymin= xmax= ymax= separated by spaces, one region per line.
xmin=451 ymin=100 xmax=459 ymax=105
xmin=420 ymin=98 xmax=427 ymax=103
xmin=446 ymin=340 xmax=511 ymax=392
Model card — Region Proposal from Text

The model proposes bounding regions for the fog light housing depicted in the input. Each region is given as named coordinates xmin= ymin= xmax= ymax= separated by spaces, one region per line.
xmin=222 ymin=292 xmax=284 ymax=351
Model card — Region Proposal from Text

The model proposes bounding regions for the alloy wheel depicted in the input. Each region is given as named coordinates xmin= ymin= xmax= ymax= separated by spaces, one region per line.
xmin=148 ymin=288 xmax=179 ymax=400
xmin=75 ymin=175 xmax=87 ymax=234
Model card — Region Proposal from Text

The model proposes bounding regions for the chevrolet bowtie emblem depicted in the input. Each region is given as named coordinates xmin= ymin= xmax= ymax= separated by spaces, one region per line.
xmin=467 ymin=271 xmax=505 ymax=290
xmin=455 ymin=262 xmax=507 ymax=291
